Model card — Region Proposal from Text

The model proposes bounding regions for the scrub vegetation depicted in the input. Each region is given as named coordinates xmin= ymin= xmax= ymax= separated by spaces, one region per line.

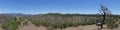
xmin=0 ymin=13 xmax=120 ymax=30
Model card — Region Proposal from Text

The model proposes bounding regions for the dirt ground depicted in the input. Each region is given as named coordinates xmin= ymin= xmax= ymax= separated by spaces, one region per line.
xmin=17 ymin=24 xmax=114 ymax=30
xmin=54 ymin=25 xmax=99 ymax=30
xmin=0 ymin=22 xmax=119 ymax=30
xmin=17 ymin=24 xmax=47 ymax=30
xmin=1 ymin=25 xmax=117 ymax=30
xmin=0 ymin=27 xmax=4 ymax=30
xmin=16 ymin=21 xmax=120 ymax=30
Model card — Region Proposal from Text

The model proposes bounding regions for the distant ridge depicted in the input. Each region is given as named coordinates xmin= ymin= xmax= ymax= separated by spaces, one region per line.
xmin=0 ymin=13 xmax=33 ymax=17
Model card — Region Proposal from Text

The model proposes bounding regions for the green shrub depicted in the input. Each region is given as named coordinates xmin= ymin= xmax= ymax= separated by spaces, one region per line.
xmin=41 ymin=21 xmax=50 ymax=27
xmin=32 ymin=20 xmax=96 ymax=29
xmin=106 ymin=18 xmax=119 ymax=29
xmin=1 ymin=18 xmax=22 ymax=30
xmin=47 ymin=26 xmax=53 ymax=30
xmin=23 ymin=21 xmax=28 ymax=26
xmin=107 ymin=24 xmax=118 ymax=29
xmin=51 ymin=23 xmax=67 ymax=29
xmin=10 ymin=24 xmax=19 ymax=30
xmin=10 ymin=20 xmax=21 ymax=30
xmin=32 ymin=21 xmax=50 ymax=27
xmin=32 ymin=21 xmax=41 ymax=26
xmin=1 ymin=22 xmax=11 ymax=29
xmin=78 ymin=20 xmax=95 ymax=26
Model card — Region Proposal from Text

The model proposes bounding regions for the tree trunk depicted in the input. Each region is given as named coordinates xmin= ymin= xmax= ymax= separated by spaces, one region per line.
xmin=101 ymin=13 xmax=106 ymax=28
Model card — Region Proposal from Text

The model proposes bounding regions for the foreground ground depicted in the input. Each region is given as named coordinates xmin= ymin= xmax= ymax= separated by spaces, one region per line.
xmin=17 ymin=22 xmax=120 ymax=30
xmin=0 ymin=21 xmax=120 ymax=30
xmin=0 ymin=24 xmax=120 ymax=30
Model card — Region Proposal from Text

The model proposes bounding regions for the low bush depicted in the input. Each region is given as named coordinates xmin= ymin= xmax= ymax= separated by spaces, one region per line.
xmin=1 ymin=22 xmax=11 ymax=29
xmin=32 ymin=21 xmax=41 ymax=26
xmin=106 ymin=18 xmax=119 ymax=29
xmin=22 ymin=21 xmax=28 ymax=26
xmin=32 ymin=20 xmax=96 ymax=29
xmin=10 ymin=24 xmax=19 ymax=30
xmin=107 ymin=24 xmax=118 ymax=29
xmin=1 ymin=17 xmax=22 ymax=30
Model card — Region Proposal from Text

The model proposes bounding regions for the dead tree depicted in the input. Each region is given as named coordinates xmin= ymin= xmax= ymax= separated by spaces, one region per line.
xmin=99 ymin=5 xmax=111 ymax=28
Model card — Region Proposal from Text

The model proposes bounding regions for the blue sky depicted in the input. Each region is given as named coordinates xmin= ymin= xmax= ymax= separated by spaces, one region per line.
xmin=0 ymin=0 xmax=120 ymax=14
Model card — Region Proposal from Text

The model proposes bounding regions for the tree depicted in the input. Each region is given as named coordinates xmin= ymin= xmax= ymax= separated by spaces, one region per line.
xmin=99 ymin=5 xmax=111 ymax=28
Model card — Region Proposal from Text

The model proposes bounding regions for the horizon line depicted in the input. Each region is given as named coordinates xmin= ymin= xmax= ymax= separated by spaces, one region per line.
xmin=0 ymin=12 xmax=120 ymax=15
